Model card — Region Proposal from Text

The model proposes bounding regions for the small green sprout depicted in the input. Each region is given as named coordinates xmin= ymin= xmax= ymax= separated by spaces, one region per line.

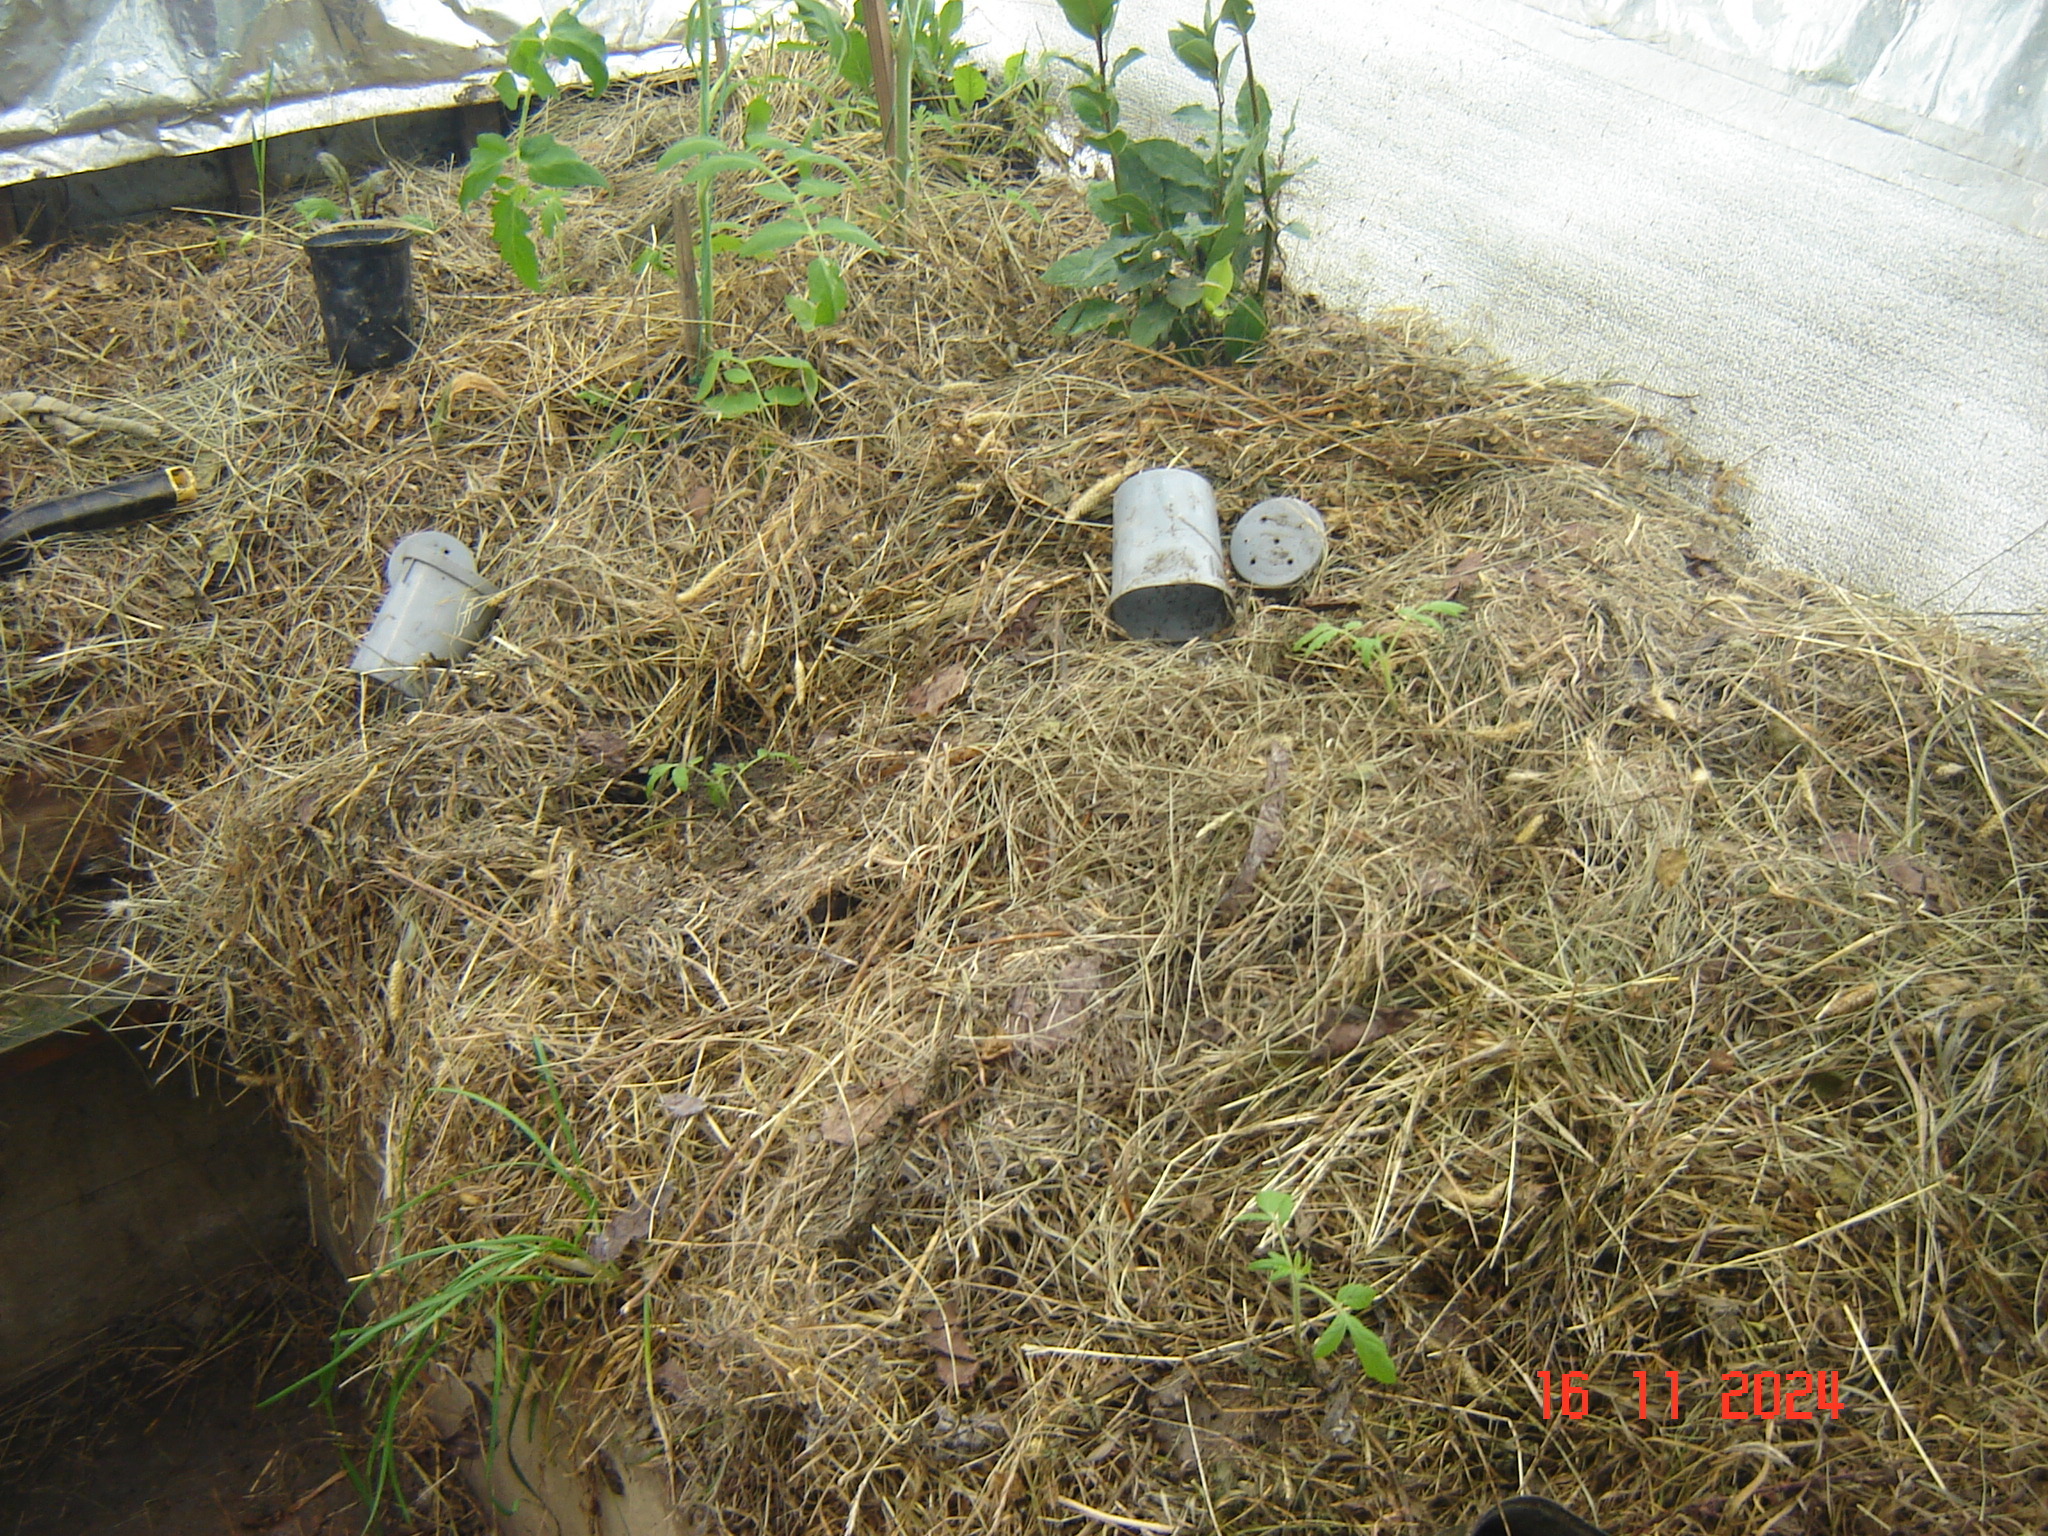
xmin=1294 ymin=600 xmax=1466 ymax=686
xmin=1240 ymin=1187 xmax=1396 ymax=1382
xmin=646 ymin=749 xmax=796 ymax=810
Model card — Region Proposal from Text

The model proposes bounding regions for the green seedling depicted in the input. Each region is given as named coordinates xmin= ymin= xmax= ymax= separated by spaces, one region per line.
xmin=458 ymin=7 xmax=610 ymax=291
xmin=294 ymin=153 xmax=435 ymax=233
xmin=1294 ymin=600 xmax=1466 ymax=686
xmin=647 ymin=748 xmax=797 ymax=810
xmin=1045 ymin=0 xmax=1304 ymax=354
xmin=654 ymin=12 xmax=881 ymax=414
xmin=1240 ymin=1188 xmax=1396 ymax=1382
xmin=795 ymin=0 xmax=996 ymax=116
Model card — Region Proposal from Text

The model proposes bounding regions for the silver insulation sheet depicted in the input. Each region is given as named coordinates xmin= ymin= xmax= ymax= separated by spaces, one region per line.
xmin=0 ymin=1 xmax=695 ymax=188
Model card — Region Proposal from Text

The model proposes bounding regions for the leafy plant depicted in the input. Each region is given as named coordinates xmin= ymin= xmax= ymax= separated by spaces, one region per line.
xmin=458 ymin=8 xmax=611 ymax=292
xmin=1294 ymin=600 xmax=1466 ymax=686
xmin=293 ymin=152 xmax=431 ymax=232
xmin=1240 ymin=1188 xmax=1396 ymax=1382
xmin=794 ymin=0 xmax=999 ymax=118
xmin=1045 ymin=0 xmax=1301 ymax=354
xmin=268 ymin=1047 xmax=608 ymax=1525
xmin=646 ymin=748 xmax=797 ymax=809
xmin=649 ymin=7 xmax=880 ymax=416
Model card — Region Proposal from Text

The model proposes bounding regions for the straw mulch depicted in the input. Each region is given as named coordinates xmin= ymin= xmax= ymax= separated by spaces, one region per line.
xmin=4 ymin=55 xmax=2047 ymax=1536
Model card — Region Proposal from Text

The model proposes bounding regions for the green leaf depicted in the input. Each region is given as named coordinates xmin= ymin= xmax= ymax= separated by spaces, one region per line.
xmin=1352 ymin=1324 xmax=1398 ymax=1383
xmin=519 ymin=133 xmax=607 ymax=189
xmin=1044 ymin=243 xmax=1123 ymax=288
xmin=1055 ymin=0 xmax=1119 ymax=44
xmin=1131 ymin=136 xmax=1211 ymax=189
xmin=675 ymin=152 xmax=768 ymax=183
xmin=1163 ymin=273 xmax=1202 ymax=310
xmin=1221 ymin=292 xmax=1268 ymax=354
xmin=787 ymin=253 xmax=849 ymax=329
xmin=293 ymin=195 xmax=345 ymax=225
xmin=1198 ymin=253 xmax=1234 ymax=317
xmin=1089 ymin=188 xmax=1161 ymax=233
xmin=543 ymin=8 xmax=610 ymax=93
xmin=952 ymin=62 xmax=990 ymax=109
xmin=1069 ymin=84 xmax=1119 ymax=138
xmin=490 ymin=187 xmax=543 ymax=291
xmin=1253 ymin=1189 xmax=1296 ymax=1223
xmin=1168 ymin=22 xmax=1219 ymax=84
xmin=794 ymin=175 xmax=847 ymax=199
xmin=1334 ymin=1282 xmax=1377 ymax=1311
xmin=1246 ymin=1252 xmax=1299 ymax=1280
xmin=506 ymin=32 xmax=558 ymax=99
xmin=1054 ymin=297 xmax=1125 ymax=335
xmin=459 ymin=133 xmax=516 ymax=209
xmin=751 ymin=180 xmax=801 ymax=205
xmin=701 ymin=390 xmax=767 ymax=418
xmin=1311 ymin=1315 xmax=1350 ymax=1360
xmin=738 ymin=220 xmax=813 ymax=259
xmin=1221 ymin=0 xmax=1256 ymax=34
xmin=744 ymin=95 xmax=775 ymax=137
xmin=811 ymin=215 xmax=884 ymax=252
xmin=1235 ymin=76 xmax=1269 ymax=130
xmin=1108 ymin=45 xmax=1145 ymax=82
xmin=655 ymin=134 xmax=736 ymax=170
xmin=494 ymin=70 xmax=522 ymax=112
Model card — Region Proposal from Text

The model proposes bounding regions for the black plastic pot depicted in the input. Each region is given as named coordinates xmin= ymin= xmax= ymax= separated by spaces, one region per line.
xmin=304 ymin=224 xmax=417 ymax=372
xmin=1467 ymin=1497 xmax=1610 ymax=1536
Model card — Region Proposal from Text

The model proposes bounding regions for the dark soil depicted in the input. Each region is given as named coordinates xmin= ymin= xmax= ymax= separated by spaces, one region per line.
xmin=0 ymin=1258 xmax=384 ymax=1536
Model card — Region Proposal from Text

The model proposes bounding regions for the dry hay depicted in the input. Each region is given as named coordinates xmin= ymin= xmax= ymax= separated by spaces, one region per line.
xmin=4 ymin=54 xmax=2048 ymax=1536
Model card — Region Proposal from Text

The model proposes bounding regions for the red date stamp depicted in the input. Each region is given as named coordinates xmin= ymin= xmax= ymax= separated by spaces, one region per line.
xmin=1536 ymin=1369 xmax=1843 ymax=1422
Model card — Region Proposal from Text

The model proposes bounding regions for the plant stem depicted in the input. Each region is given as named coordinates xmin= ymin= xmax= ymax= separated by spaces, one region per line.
xmin=694 ymin=0 xmax=719 ymax=368
xmin=673 ymin=188 xmax=705 ymax=365
xmin=858 ymin=0 xmax=898 ymax=170
xmin=1239 ymin=30 xmax=1278 ymax=300
xmin=893 ymin=0 xmax=919 ymax=206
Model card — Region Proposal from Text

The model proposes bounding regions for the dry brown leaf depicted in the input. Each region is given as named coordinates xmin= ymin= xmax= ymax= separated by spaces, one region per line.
xmin=922 ymin=1303 xmax=980 ymax=1390
xmin=1881 ymin=851 xmax=1960 ymax=914
xmin=1006 ymin=952 xmax=1104 ymax=1059
xmin=1148 ymin=1372 xmax=1262 ymax=1471
xmin=905 ymin=661 xmax=970 ymax=717
xmin=1213 ymin=743 xmax=1292 ymax=926
xmin=1822 ymin=829 xmax=1877 ymax=864
xmin=575 ymin=729 xmax=635 ymax=771
xmin=1445 ymin=548 xmax=1489 ymax=598
xmin=652 ymin=1360 xmax=692 ymax=1402
xmin=440 ymin=370 xmax=509 ymax=412
xmin=1310 ymin=1006 xmax=1420 ymax=1063
xmin=820 ymin=1079 xmax=922 ymax=1146
xmin=658 ymin=1091 xmax=708 ymax=1119
xmin=1434 ymin=1174 xmax=1510 ymax=1214
xmin=1653 ymin=846 xmax=1688 ymax=888
xmin=1703 ymin=1049 xmax=1739 ymax=1074
xmin=995 ymin=591 xmax=1046 ymax=650
xmin=684 ymin=484 xmax=714 ymax=517
xmin=1816 ymin=982 xmax=1881 ymax=1021
xmin=589 ymin=1187 xmax=668 ymax=1263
